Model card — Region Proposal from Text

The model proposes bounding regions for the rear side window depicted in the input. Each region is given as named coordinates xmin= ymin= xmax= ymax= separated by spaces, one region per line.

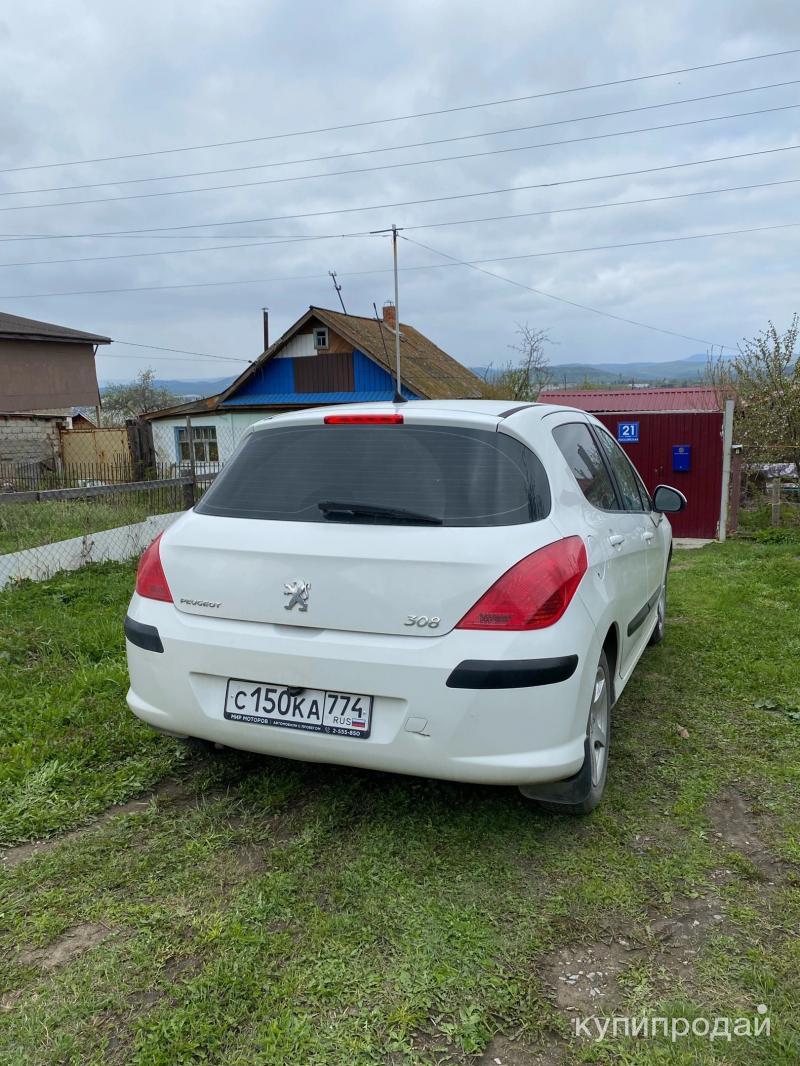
xmin=197 ymin=424 xmax=551 ymax=526
xmin=552 ymin=423 xmax=618 ymax=511
xmin=595 ymin=429 xmax=649 ymax=512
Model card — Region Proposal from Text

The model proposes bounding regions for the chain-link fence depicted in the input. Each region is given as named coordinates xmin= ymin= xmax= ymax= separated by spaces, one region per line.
xmin=0 ymin=470 xmax=195 ymax=590
xmin=730 ymin=445 xmax=799 ymax=537
xmin=735 ymin=478 xmax=800 ymax=535
xmin=0 ymin=413 xmax=247 ymax=589
xmin=0 ymin=458 xmax=174 ymax=493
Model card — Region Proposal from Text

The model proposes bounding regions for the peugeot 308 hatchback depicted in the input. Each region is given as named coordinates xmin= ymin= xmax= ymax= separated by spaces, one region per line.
xmin=125 ymin=401 xmax=685 ymax=813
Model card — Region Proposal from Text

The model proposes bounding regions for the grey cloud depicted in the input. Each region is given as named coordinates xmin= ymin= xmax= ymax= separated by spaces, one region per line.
xmin=0 ymin=0 xmax=799 ymax=380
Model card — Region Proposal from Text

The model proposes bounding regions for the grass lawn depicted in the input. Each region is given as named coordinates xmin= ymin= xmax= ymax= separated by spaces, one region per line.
xmin=0 ymin=543 xmax=798 ymax=1064
xmin=0 ymin=491 xmax=184 ymax=554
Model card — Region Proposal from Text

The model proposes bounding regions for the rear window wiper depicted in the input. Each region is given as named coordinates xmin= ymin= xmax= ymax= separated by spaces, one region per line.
xmin=318 ymin=500 xmax=443 ymax=525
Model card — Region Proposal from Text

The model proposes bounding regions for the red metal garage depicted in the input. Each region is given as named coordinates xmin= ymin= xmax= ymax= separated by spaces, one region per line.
xmin=541 ymin=387 xmax=730 ymax=539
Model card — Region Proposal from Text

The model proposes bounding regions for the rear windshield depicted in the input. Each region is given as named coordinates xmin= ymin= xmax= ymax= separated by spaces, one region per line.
xmin=196 ymin=423 xmax=550 ymax=527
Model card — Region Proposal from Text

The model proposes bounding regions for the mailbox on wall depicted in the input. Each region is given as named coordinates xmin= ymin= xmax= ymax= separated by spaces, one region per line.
xmin=672 ymin=444 xmax=691 ymax=472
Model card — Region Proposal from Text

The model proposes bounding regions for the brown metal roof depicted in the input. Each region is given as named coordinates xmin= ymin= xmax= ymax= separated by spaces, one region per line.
xmin=214 ymin=306 xmax=485 ymax=406
xmin=0 ymin=311 xmax=111 ymax=345
xmin=310 ymin=307 xmax=485 ymax=399
xmin=146 ymin=307 xmax=485 ymax=421
xmin=540 ymin=386 xmax=722 ymax=413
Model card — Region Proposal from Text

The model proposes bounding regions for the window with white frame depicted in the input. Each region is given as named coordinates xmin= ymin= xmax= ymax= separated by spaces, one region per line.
xmin=176 ymin=425 xmax=219 ymax=463
xmin=313 ymin=326 xmax=329 ymax=350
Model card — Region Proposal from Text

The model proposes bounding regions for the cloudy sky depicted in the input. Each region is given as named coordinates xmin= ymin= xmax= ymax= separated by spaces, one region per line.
xmin=1 ymin=1 xmax=799 ymax=382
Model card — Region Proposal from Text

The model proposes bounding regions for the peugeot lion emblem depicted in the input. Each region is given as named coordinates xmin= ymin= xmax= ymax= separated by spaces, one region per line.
xmin=284 ymin=580 xmax=311 ymax=612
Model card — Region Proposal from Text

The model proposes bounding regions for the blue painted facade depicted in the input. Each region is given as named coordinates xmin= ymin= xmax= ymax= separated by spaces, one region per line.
xmin=221 ymin=347 xmax=418 ymax=407
xmin=352 ymin=349 xmax=416 ymax=396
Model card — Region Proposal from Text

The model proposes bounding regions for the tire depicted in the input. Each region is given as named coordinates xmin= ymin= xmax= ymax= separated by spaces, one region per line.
xmin=180 ymin=736 xmax=218 ymax=755
xmin=648 ymin=577 xmax=667 ymax=646
xmin=520 ymin=651 xmax=611 ymax=815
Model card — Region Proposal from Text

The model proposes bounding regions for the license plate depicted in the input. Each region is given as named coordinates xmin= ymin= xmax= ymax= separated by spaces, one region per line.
xmin=223 ymin=678 xmax=373 ymax=739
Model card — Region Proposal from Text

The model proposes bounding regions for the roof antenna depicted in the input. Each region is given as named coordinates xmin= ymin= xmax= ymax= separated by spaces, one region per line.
xmin=373 ymin=300 xmax=391 ymax=359
xmin=328 ymin=270 xmax=347 ymax=314
xmin=373 ymin=301 xmax=406 ymax=405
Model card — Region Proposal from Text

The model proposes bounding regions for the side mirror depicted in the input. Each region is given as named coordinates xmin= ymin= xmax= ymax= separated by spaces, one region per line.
xmin=652 ymin=484 xmax=687 ymax=513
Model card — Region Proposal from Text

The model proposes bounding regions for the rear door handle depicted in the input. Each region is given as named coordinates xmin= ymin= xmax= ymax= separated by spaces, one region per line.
xmin=608 ymin=534 xmax=625 ymax=547
xmin=643 ymin=531 xmax=655 ymax=542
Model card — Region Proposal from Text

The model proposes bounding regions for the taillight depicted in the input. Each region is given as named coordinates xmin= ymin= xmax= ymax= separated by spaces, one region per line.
xmin=135 ymin=532 xmax=173 ymax=602
xmin=456 ymin=536 xmax=587 ymax=630
xmin=324 ymin=414 xmax=404 ymax=424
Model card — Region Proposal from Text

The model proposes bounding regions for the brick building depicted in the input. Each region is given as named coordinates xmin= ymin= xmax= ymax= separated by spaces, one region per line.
xmin=0 ymin=312 xmax=110 ymax=470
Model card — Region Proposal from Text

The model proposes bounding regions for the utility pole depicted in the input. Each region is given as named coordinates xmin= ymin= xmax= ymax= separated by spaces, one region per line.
xmin=391 ymin=224 xmax=404 ymax=403
xmin=328 ymin=271 xmax=346 ymax=314
xmin=369 ymin=223 xmax=407 ymax=403
xmin=184 ymin=414 xmax=197 ymax=506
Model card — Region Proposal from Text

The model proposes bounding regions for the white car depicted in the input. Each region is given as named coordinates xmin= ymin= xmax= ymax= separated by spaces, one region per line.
xmin=125 ymin=401 xmax=685 ymax=813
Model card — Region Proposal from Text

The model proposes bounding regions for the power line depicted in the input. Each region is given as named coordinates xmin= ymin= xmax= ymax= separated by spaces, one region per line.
xmin=3 ymin=142 xmax=793 ymax=239
xmin=451 ymin=219 xmax=800 ymax=265
xmin=3 ymin=175 xmax=800 ymax=269
xmin=397 ymin=176 xmax=800 ymax=234
xmin=0 ymin=229 xmax=323 ymax=242
xmin=3 ymin=173 xmax=799 ymax=250
xmin=2 ymin=218 xmax=797 ymax=301
xmin=401 ymin=234 xmax=732 ymax=348
xmin=2 ymin=102 xmax=798 ymax=214
xmin=5 ymin=79 xmax=799 ymax=199
xmin=0 ymin=232 xmax=367 ymax=268
xmin=99 ymin=353 xmax=239 ymax=364
xmin=112 ymin=339 xmax=251 ymax=364
xmin=3 ymin=47 xmax=798 ymax=175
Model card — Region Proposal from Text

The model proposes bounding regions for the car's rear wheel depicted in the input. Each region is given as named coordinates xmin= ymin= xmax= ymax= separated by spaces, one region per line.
xmin=520 ymin=650 xmax=611 ymax=815
xmin=180 ymin=736 xmax=223 ymax=755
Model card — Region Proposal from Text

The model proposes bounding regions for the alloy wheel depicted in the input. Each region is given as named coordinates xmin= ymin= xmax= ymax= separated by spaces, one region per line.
xmin=589 ymin=666 xmax=609 ymax=788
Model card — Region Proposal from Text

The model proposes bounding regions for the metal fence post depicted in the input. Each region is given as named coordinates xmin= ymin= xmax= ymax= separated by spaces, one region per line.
xmin=770 ymin=478 xmax=781 ymax=526
xmin=717 ymin=398 xmax=735 ymax=542
xmin=184 ymin=414 xmax=197 ymax=508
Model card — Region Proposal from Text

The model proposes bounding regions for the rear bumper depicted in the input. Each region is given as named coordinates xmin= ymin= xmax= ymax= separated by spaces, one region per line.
xmin=125 ymin=595 xmax=601 ymax=787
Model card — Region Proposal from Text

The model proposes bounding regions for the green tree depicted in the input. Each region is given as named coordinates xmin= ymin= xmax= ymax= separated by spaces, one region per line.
xmin=482 ymin=324 xmax=553 ymax=401
xmin=101 ymin=369 xmax=180 ymax=424
xmin=708 ymin=316 xmax=800 ymax=473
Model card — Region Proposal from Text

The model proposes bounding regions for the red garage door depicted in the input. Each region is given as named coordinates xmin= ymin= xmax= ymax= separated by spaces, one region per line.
xmin=595 ymin=412 xmax=723 ymax=539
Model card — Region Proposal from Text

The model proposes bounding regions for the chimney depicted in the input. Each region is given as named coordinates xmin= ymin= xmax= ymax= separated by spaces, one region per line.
xmin=262 ymin=307 xmax=269 ymax=350
xmin=382 ymin=300 xmax=396 ymax=330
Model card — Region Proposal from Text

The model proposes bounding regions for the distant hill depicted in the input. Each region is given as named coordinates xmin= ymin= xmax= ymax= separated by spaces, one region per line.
xmin=546 ymin=359 xmax=708 ymax=386
xmin=682 ymin=351 xmax=737 ymax=364
xmin=105 ymin=353 xmax=730 ymax=398
xmin=472 ymin=353 xmax=725 ymax=387
xmin=100 ymin=376 xmax=236 ymax=399
xmin=151 ymin=377 xmax=237 ymax=396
